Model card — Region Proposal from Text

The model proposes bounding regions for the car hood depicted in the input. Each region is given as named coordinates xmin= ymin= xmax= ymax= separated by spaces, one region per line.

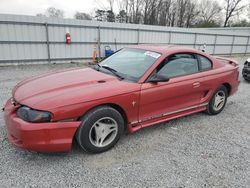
xmin=13 ymin=68 xmax=140 ymax=109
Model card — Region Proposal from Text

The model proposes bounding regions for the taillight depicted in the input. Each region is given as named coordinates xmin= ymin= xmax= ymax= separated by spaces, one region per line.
xmin=229 ymin=61 xmax=238 ymax=67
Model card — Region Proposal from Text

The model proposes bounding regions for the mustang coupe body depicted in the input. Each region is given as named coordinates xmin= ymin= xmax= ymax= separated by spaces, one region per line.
xmin=3 ymin=45 xmax=240 ymax=153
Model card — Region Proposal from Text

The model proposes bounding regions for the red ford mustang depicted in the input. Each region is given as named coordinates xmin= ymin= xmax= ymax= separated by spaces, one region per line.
xmin=3 ymin=45 xmax=240 ymax=153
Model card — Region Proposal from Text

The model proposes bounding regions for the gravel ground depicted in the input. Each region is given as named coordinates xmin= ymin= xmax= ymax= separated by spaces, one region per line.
xmin=0 ymin=57 xmax=249 ymax=188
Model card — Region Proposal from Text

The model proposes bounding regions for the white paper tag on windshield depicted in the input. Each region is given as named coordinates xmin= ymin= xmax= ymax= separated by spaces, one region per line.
xmin=144 ymin=51 xmax=161 ymax=59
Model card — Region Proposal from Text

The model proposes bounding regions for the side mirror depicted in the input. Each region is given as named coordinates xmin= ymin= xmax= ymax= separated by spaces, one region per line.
xmin=148 ymin=74 xmax=169 ymax=83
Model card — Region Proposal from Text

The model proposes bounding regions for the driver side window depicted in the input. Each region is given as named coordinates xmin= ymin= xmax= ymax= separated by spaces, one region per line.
xmin=156 ymin=53 xmax=199 ymax=78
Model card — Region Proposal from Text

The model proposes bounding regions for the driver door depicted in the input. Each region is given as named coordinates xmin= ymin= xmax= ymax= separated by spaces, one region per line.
xmin=139 ymin=53 xmax=205 ymax=123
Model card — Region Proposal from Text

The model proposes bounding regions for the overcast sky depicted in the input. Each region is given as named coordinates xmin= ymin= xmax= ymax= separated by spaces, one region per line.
xmin=0 ymin=0 xmax=98 ymax=18
xmin=0 ymin=0 xmax=249 ymax=19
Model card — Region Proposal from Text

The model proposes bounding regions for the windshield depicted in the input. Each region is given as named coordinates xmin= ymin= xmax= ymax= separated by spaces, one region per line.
xmin=99 ymin=48 xmax=161 ymax=81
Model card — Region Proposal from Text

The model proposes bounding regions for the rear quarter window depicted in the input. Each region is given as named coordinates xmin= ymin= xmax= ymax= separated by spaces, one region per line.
xmin=198 ymin=55 xmax=212 ymax=71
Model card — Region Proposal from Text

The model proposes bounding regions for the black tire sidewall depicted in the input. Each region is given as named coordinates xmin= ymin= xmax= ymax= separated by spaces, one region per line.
xmin=76 ymin=106 xmax=124 ymax=153
xmin=244 ymin=77 xmax=250 ymax=82
xmin=207 ymin=86 xmax=228 ymax=115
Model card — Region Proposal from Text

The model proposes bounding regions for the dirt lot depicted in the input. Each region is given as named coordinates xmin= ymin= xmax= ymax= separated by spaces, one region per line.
xmin=0 ymin=57 xmax=249 ymax=187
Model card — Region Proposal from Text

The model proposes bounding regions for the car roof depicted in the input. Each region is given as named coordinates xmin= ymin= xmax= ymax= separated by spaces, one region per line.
xmin=127 ymin=45 xmax=201 ymax=55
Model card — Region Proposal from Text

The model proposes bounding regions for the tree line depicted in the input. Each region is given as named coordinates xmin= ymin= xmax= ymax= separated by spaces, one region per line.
xmin=37 ymin=0 xmax=250 ymax=28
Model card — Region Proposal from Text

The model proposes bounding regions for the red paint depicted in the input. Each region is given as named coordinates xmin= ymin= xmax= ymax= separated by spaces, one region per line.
xmin=4 ymin=45 xmax=240 ymax=152
xmin=66 ymin=33 xmax=71 ymax=44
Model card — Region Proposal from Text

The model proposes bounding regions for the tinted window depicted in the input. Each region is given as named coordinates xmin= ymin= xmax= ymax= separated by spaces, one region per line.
xmin=157 ymin=53 xmax=199 ymax=78
xmin=198 ymin=55 xmax=212 ymax=70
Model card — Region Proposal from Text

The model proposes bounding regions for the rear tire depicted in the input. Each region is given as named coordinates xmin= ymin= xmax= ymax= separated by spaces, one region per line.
xmin=206 ymin=85 xmax=228 ymax=115
xmin=243 ymin=77 xmax=250 ymax=82
xmin=76 ymin=106 xmax=124 ymax=153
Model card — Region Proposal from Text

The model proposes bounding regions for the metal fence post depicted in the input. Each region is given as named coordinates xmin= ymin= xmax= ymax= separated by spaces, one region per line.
xmin=45 ymin=23 xmax=51 ymax=63
xmin=230 ymin=35 xmax=235 ymax=56
xmin=193 ymin=33 xmax=197 ymax=48
xmin=168 ymin=30 xmax=171 ymax=44
xmin=137 ymin=28 xmax=140 ymax=45
xmin=212 ymin=34 xmax=217 ymax=55
xmin=245 ymin=36 xmax=250 ymax=56
xmin=97 ymin=26 xmax=101 ymax=61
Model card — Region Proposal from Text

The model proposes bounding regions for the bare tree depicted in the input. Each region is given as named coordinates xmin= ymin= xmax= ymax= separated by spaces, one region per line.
xmin=223 ymin=0 xmax=245 ymax=27
xmin=143 ymin=0 xmax=170 ymax=26
xmin=176 ymin=0 xmax=189 ymax=27
xmin=36 ymin=7 xmax=64 ymax=18
xmin=147 ymin=0 xmax=158 ymax=25
xmin=158 ymin=0 xmax=172 ymax=26
xmin=170 ymin=0 xmax=198 ymax=27
xmin=95 ymin=9 xmax=106 ymax=21
xmin=93 ymin=0 xmax=239 ymax=27
xmin=127 ymin=0 xmax=144 ymax=23
xmin=107 ymin=0 xmax=115 ymax=11
xmin=199 ymin=0 xmax=222 ymax=23
xmin=107 ymin=10 xmax=116 ymax=22
xmin=45 ymin=7 xmax=64 ymax=18
xmin=168 ymin=0 xmax=178 ymax=27
xmin=231 ymin=19 xmax=250 ymax=27
xmin=142 ymin=0 xmax=152 ymax=24
xmin=185 ymin=0 xmax=199 ymax=27
xmin=74 ymin=12 xmax=92 ymax=20
xmin=122 ymin=0 xmax=130 ymax=22
xmin=116 ymin=0 xmax=129 ymax=22
xmin=248 ymin=4 xmax=250 ymax=19
xmin=116 ymin=0 xmax=127 ymax=12
xmin=116 ymin=10 xmax=127 ymax=22
xmin=36 ymin=13 xmax=46 ymax=17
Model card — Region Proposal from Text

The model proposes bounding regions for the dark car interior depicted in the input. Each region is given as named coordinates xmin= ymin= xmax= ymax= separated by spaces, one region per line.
xmin=156 ymin=53 xmax=199 ymax=78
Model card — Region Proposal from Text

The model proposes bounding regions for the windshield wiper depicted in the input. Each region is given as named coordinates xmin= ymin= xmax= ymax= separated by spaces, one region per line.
xmin=92 ymin=63 xmax=101 ymax=71
xmin=101 ymin=65 xmax=124 ymax=80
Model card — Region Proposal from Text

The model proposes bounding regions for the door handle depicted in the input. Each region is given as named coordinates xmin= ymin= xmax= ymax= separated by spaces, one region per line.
xmin=193 ymin=82 xmax=200 ymax=88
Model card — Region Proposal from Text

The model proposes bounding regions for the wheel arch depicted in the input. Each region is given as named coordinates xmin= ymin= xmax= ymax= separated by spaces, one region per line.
xmin=106 ymin=103 xmax=128 ymax=130
xmin=222 ymin=83 xmax=231 ymax=95
xmin=77 ymin=103 xmax=128 ymax=131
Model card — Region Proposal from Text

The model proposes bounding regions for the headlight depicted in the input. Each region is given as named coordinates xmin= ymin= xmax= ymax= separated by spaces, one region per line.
xmin=16 ymin=106 xmax=52 ymax=123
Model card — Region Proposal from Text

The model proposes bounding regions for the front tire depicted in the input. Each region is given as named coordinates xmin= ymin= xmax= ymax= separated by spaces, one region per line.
xmin=206 ymin=85 xmax=228 ymax=115
xmin=76 ymin=106 xmax=124 ymax=153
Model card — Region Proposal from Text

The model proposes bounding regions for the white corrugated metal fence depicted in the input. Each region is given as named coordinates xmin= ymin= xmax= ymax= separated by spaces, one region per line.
xmin=0 ymin=14 xmax=250 ymax=64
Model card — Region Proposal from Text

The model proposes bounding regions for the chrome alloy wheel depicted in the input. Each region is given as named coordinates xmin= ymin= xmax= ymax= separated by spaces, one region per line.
xmin=89 ymin=117 xmax=118 ymax=148
xmin=213 ymin=90 xmax=226 ymax=111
